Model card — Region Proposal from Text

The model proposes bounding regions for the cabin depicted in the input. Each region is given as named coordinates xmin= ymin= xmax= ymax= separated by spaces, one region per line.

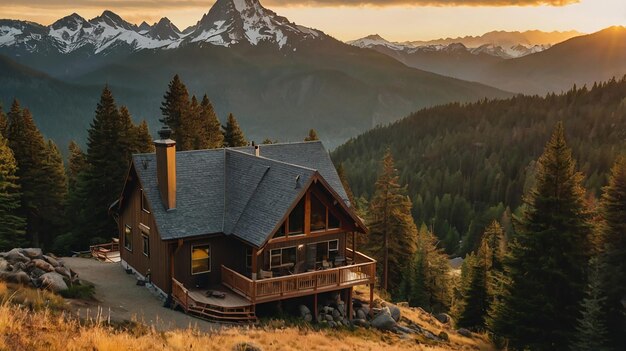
xmin=114 ymin=128 xmax=376 ymax=322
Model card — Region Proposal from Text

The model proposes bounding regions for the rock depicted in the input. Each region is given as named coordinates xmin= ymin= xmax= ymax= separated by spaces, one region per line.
xmin=323 ymin=306 xmax=334 ymax=313
xmin=352 ymin=319 xmax=369 ymax=328
xmin=298 ymin=305 xmax=311 ymax=317
xmin=397 ymin=301 xmax=409 ymax=307
xmin=30 ymin=259 xmax=54 ymax=272
xmin=328 ymin=321 xmax=337 ymax=328
xmin=43 ymin=255 xmax=60 ymax=268
xmin=5 ymin=249 xmax=29 ymax=264
xmin=55 ymin=266 xmax=72 ymax=279
xmin=435 ymin=313 xmax=452 ymax=324
xmin=0 ymin=271 xmax=31 ymax=285
xmin=332 ymin=309 xmax=341 ymax=320
xmin=40 ymin=272 xmax=68 ymax=292
xmin=361 ymin=305 xmax=370 ymax=317
xmin=370 ymin=308 xmax=397 ymax=331
xmin=11 ymin=262 xmax=26 ymax=272
xmin=21 ymin=248 xmax=42 ymax=259
xmin=423 ymin=330 xmax=438 ymax=341
xmin=394 ymin=325 xmax=415 ymax=334
xmin=457 ymin=328 xmax=472 ymax=338
xmin=399 ymin=333 xmax=411 ymax=340
xmin=384 ymin=303 xmax=402 ymax=322
xmin=232 ymin=342 xmax=262 ymax=351
xmin=337 ymin=301 xmax=345 ymax=316
xmin=303 ymin=313 xmax=312 ymax=322
xmin=29 ymin=267 xmax=46 ymax=280
xmin=356 ymin=308 xmax=367 ymax=320
xmin=325 ymin=314 xmax=333 ymax=322
xmin=0 ymin=258 xmax=8 ymax=271
xmin=438 ymin=331 xmax=449 ymax=341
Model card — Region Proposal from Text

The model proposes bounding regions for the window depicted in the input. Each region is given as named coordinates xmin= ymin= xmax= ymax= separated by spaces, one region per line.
xmin=270 ymin=246 xmax=297 ymax=268
xmin=141 ymin=190 xmax=150 ymax=213
xmin=191 ymin=245 xmax=210 ymax=274
xmin=142 ymin=233 xmax=150 ymax=257
xmin=288 ymin=198 xmax=305 ymax=234
xmin=315 ymin=239 xmax=339 ymax=263
xmin=328 ymin=211 xmax=341 ymax=229
xmin=245 ymin=247 xmax=253 ymax=271
xmin=274 ymin=222 xmax=286 ymax=238
xmin=310 ymin=194 xmax=326 ymax=232
xmin=124 ymin=225 xmax=132 ymax=251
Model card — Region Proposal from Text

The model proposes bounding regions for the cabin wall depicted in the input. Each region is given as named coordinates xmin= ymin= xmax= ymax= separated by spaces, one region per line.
xmin=173 ymin=235 xmax=247 ymax=289
xmin=119 ymin=179 xmax=171 ymax=293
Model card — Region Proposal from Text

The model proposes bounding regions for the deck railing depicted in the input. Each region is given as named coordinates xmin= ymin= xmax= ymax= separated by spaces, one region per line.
xmin=89 ymin=242 xmax=120 ymax=261
xmin=172 ymin=278 xmax=190 ymax=311
xmin=221 ymin=250 xmax=376 ymax=304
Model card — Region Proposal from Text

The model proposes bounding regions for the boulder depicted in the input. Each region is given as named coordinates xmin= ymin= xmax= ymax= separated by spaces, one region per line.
xmin=384 ymin=303 xmax=402 ymax=322
xmin=55 ymin=266 xmax=72 ymax=280
xmin=423 ymin=330 xmax=438 ymax=341
xmin=356 ymin=308 xmax=367 ymax=320
xmin=11 ymin=262 xmax=26 ymax=272
xmin=324 ymin=314 xmax=333 ymax=322
xmin=0 ymin=258 xmax=8 ymax=271
xmin=438 ymin=331 xmax=449 ymax=341
xmin=5 ymin=249 xmax=29 ymax=264
xmin=0 ymin=271 xmax=31 ymax=285
xmin=361 ymin=305 xmax=370 ymax=317
xmin=42 ymin=255 xmax=60 ymax=268
xmin=328 ymin=321 xmax=337 ymax=328
xmin=352 ymin=319 xmax=369 ymax=328
xmin=435 ymin=313 xmax=452 ymax=324
xmin=298 ymin=305 xmax=311 ymax=317
xmin=370 ymin=308 xmax=397 ymax=331
xmin=232 ymin=342 xmax=262 ymax=351
xmin=29 ymin=267 xmax=46 ymax=280
xmin=457 ymin=328 xmax=472 ymax=338
xmin=394 ymin=325 xmax=415 ymax=334
xmin=332 ymin=309 xmax=341 ymax=320
xmin=397 ymin=301 xmax=409 ymax=308
xmin=40 ymin=272 xmax=68 ymax=292
xmin=30 ymin=259 xmax=54 ymax=273
xmin=21 ymin=248 xmax=42 ymax=259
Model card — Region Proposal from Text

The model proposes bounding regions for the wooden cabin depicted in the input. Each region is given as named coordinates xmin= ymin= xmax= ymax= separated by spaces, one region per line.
xmin=114 ymin=128 xmax=376 ymax=322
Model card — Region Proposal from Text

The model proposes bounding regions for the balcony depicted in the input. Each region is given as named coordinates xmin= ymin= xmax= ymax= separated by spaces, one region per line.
xmin=221 ymin=249 xmax=376 ymax=304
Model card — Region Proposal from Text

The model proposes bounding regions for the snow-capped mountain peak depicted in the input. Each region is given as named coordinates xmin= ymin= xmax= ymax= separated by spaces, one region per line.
xmin=347 ymin=34 xmax=410 ymax=50
xmin=147 ymin=17 xmax=181 ymax=41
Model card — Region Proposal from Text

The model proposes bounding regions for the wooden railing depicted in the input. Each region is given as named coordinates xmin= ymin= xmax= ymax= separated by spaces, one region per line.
xmin=221 ymin=250 xmax=376 ymax=304
xmin=90 ymin=242 xmax=120 ymax=261
xmin=172 ymin=278 xmax=190 ymax=311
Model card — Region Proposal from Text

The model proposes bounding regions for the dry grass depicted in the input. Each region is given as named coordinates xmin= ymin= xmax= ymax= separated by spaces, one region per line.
xmin=0 ymin=282 xmax=495 ymax=351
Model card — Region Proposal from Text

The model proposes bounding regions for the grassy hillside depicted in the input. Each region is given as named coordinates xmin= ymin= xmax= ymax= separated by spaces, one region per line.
xmin=0 ymin=282 xmax=494 ymax=351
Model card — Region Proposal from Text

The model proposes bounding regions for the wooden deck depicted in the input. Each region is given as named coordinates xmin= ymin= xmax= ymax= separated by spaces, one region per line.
xmin=172 ymin=279 xmax=256 ymax=323
xmin=222 ymin=249 xmax=376 ymax=304
xmin=90 ymin=242 xmax=121 ymax=263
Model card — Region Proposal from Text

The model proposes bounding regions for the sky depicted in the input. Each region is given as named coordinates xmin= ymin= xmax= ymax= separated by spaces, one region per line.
xmin=0 ymin=0 xmax=624 ymax=41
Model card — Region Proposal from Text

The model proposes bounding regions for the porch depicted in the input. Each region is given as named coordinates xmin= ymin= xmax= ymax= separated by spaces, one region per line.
xmin=221 ymin=249 xmax=376 ymax=304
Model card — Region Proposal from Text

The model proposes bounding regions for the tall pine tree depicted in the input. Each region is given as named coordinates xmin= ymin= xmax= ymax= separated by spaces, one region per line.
xmin=67 ymin=141 xmax=87 ymax=192
xmin=134 ymin=120 xmax=155 ymax=153
xmin=489 ymin=122 xmax=592 ymax=351
xmin=39 ymin=140 xmax=68 ymax=248
xmin=200 ymin=95 xmax=223 ymax=149
xmin=366 ymin=149 xmax=417 ymax=295
xmin=598 ymin=157 xmax=626 ymax=349
xmin=0 ymin=131 xmax=25 ymax=250
xmin=223 ymin=113 xmax=247 ymax=147
xmin=0 ymin=106 xmax=7 ymax=137
xmin=160 ymin=74 xmax=190 ymax=146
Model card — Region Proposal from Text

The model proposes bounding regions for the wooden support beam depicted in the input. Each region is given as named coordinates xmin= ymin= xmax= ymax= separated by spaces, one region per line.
xmin=348 ymin=288 xmax=353 ymax=320
xmin=314 ymin=293 xmax=318 ymax=322
xmin=251 ymin=247 xmax=259 ymax=279
xmin=369 ymin=284 xmax=374 ymax=315
xmin=352 ymin=231 xmax=356 ymax=262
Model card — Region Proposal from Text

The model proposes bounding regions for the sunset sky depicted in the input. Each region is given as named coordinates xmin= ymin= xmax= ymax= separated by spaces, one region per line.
xmin=0 ymin=0 xmax=624 ymax=41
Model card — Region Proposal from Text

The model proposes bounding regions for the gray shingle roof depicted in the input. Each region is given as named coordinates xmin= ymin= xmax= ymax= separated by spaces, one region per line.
xmin=130 ymin=141 xmax=349 ymax=247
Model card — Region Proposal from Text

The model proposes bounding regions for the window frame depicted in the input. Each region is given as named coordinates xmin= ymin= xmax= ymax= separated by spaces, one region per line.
xmin=141 ymin=232 xmax=150 ymax=257
xmin=310 ymin=193 xmax=327 ymax=233
xmin=245 ymin=247 xmax=253 ymax=271
xmin=270 ymin=246 xmax=297 ymax=269
xmin=315 ymin=239 xmax=339 ymax=264
xmin=191 ymin=244 xmax=211 ymax=275
xmin=124 ymin=225 xmax=132 ymax=251
xmin=287 ymin=197 xmax=305 ymax=235
xmin=140 ymin=189 xmax=150 ymax=214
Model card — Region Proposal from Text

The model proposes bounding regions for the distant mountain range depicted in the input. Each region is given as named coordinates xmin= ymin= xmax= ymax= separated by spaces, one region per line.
xmin=0 ymin=0 xmax=509 ymax=149
xmin=348 ymin=27 xmax=626 ymax=95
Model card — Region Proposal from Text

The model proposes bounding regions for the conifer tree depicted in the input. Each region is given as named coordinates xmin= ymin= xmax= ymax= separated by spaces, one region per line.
xmin=223 ymin=113 xmax=247 ymax=147
xmin=455 ymin=240 xmax=491 ymax=330
xmin=7 ymin=101 xmax=49 ymax=247
xmin=0 ymin=131 xmax=25 ymax=250
xmin=133 ymin=120 xmax=155 ymax=154
xmin=0 ymin=107 xmax=7 ymax=137
xmin=336 ymin=163 xmax=356 ymax=209
xmin=366 ymin=149 xmax=417 ymax=295
xmin=598 ymin=158 xmax=626 ymax=349
xmin=200 ymin=95 xmax=223 ymax=149
xmin=67 ymin=141 xmax=87 ymax=192
xmin=305 ymin=129 xmax=319 ymax=141
xmin=39 ymin=140 xmax=68 ymax=248
xmin=572 ymin=257 xmax=610 ymax=351
xmin=160 ymin=74 xmax=190 ymax=144
xmin=489 ymin=122 xmax=592 ymax=350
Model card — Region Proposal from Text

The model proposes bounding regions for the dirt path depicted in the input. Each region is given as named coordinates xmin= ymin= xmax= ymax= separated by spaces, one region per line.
xmin=63 ymin=257 xmax=219 ymax=332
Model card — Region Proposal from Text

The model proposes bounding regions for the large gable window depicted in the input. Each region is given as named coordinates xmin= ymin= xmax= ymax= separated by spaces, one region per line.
xmin=124 ymin=225 xmax=132 ymax=251
xmin=310 ymin=194 xmax=326 ymax=232
xmin=141 ymin=189 xmax=150 ymax=213
xmin=191 ymin=245 xmax=210 ymax=274
xmin=288 ymin=198 xmax=305 ymax=235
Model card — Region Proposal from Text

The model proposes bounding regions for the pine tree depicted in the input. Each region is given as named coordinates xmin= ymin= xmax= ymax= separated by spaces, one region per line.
xmin=336 ymin=163 xmax=356 ymax=207
xmin=572 ymin=257 xmax=611 ymax=351
xmin=200 ymin=95 xmax=223 ymax=149
xmin=7 ymin=101 xmax=49 ymax=248
xmin=489 ymin=122 xmax=592 ymax=351
xmin=305 ymin=129 xmax=319 ymax=141
xmin=223 ymin=113 xmax=247 ymax=147
xmin=0 ymin=131 xmax=25 ymax=250
xmin=0 ymin=107 xmax=7 ymax=137
xmin=133 ymin=120 xmax=155 ymax=154
xmin=39 ymin=140 xmax=68 ymax=248
xmin=160 ymin=74 xmax=190 ymax=144
xmin=598 ymin=157 xmax=626 ymax=349
xmin=178 ymin=95 xmax=199 ymax=151
xmin=455 ymin=240 xmax=491 ymax=330
xmin=366 ymin=149 xmax=417 ymax=295
xmin=67 ymin=141 xmax=87 ymax=192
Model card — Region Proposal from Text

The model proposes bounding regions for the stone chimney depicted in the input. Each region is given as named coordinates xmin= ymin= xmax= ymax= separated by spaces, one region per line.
xmin=154 ymin=126 xmax=176 ymax=210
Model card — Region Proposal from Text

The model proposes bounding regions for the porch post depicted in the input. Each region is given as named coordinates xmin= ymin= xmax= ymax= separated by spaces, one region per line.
xmin=347 ymin=288 xmax=353 ymax=320
xmin=369 ymin=284 xmax=374 ymax=316
xmin=251 ymin=247 xmax=258 ymax=280
xmin=314 ymin=292 xmax=319 ymax=322
xmin=352 ymin=231 xmax=356 ymax=261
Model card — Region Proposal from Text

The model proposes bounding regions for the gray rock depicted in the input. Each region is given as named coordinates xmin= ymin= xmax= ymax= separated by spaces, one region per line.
xmin=423 ymin=330 xmax=438 ymax=341
xmin=352 ymin=319 xmax=369 ymax=328
xmin=438 ymin=331 xmax=449 ymax=341
xmin=325 ymin=314 xmax=333 ymax=322
xmin=232 ymin=342 xmax=262 ymax=351
xmin=328 ymin=321 xmax=337 ymax=328
xmin=394 ymin=325 xmax=415 ymax=334
xmin=0 ymin=271 xmax=31 ymax=285
xmin=29 ymin=267 xmax=46 ymax=280
xmin=323 ymin=306 xmax=334 ymax=313
xmin=356 ymin=308 xmax=367 ymax=320
xmin=370 ymin=308 xmax=397 ymax=331
xmin=337 ymin=301 xmax=346 ymax=316
xmin=0 ymin=258 xmax=8 ymax=271
xmin=11 ymin=262 xmax=26 ymax=272
xmin=55 ymin=266 xmax=72 ymax=280
xmin=21 ymin=248 xmax=42 ymax=259
xmin=5 ymin=249 xmax=29 ymax=264
xmin=399 ymin=333 xmax=411 ymax=340
xmin=332 ymin=309 xmax=341 ymax=320
xmin=361 ymin=305 xmax=370 ymax=317
xmin=43 ymin=255 xmax=60 ymax=268
xmin=457 ymin=328 xmax=472 ymax=338
xmin=435 ymin=313 xmax=452 ymax=324
xmin=384 ymin=303 xmax=402 ymax=322
xmin=303 ymin=313 xmax=312 ymax=322
xmin=30 ymin=259 xmax=54 ymax=272
xmin=40 ymin=272 xmax=68 ymax=292
xmin=298 ymin=304 xmax=311 ymax=317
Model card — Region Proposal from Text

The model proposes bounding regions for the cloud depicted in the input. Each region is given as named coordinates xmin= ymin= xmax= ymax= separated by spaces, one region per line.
xmin=0 ymin=0 xmax=581 ymax=10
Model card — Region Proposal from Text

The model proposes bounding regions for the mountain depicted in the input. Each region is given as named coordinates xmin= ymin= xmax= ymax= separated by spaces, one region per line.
xmin=478 ymin=26 xmax=626 ymax=94
xmin=331 ymin=77 xmax=626 ymax=253
xmin=0 ymin=0 xmax=510 ymax=149
xmin=405 ymin=29 xmax=583 ymax=47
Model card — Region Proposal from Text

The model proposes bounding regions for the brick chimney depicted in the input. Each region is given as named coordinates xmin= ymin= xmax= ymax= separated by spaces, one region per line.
xmin=154 ymin=126 xmax=176 ymax=210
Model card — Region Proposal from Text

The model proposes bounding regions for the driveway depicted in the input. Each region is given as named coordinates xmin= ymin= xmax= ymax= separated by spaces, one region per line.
xmin=63 ymin=257 xmax=219 ymax=332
